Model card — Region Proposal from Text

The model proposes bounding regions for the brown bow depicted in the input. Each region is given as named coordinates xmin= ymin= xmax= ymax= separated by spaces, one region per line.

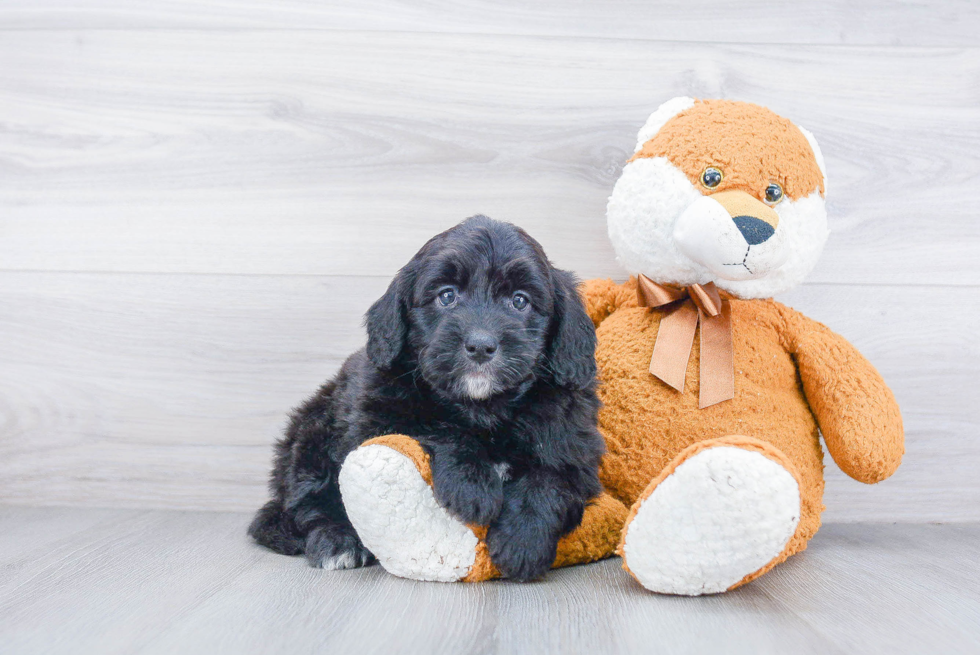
xmin=636 ymin=274 xmax=734 ymax=409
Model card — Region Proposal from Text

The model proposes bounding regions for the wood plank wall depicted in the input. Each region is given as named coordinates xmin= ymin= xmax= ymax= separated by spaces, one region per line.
xmin=1 ymin=1 xmax=978 ymax=521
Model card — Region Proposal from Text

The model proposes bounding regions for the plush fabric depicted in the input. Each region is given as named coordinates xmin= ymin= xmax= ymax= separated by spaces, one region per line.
xmin=618 ymin=435 xmax=803 ymax=594
xmin=606 ymin=99 xmax=830 ymax=300
xmin=584 ymin=98 xmax=903 ymax=593
xmin=466 ymin=492 xmax=629 ymax=582
xmin=631 ymin=99 xmax=826 ymax=200
xmin=340 ymin=436 xmax=480 ymax=582
xmin=346 ymin=434 xmax=629 ymax=583
xmin=580 ymin=276 xmax=903 ymax=588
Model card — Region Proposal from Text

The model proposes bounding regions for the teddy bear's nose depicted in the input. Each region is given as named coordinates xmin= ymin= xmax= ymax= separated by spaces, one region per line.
xmin=707 ymin=190 xmax=780 ymax=246
xmin=732 ymin=215 xmax=776 ymax=245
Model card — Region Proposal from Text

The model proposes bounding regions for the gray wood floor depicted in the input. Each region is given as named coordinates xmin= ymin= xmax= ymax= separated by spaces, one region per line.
xmin=1 ymin=507 xmax=977 ymax=655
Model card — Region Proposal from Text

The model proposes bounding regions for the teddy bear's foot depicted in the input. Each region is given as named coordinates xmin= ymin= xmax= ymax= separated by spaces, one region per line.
xmin=338 ymin=435 xmax=480 ymax=582
xmin=618 ymin=435 xmax=802 ymax=595
xmin=339 ymin=434 xmax=629 ymax=583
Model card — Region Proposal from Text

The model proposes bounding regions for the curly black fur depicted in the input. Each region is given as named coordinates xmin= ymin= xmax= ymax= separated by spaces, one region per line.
xmin=248 ymin=215 xmax=604 ymax=581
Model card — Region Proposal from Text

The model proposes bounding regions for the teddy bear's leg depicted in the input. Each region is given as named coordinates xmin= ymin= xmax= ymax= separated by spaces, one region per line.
xmin=618 ymin=435 xmax=803 ymax=596
xmin=338 ymin=435 xmax=477 ymax=582
xmin=338 ymin=434 xmax=628 ymax=582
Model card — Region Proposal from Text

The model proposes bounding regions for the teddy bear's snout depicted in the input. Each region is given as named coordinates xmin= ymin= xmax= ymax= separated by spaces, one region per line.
xmin=731 ymin=215 xmax=775 ymax=245
xmin=672 ymin=190 xmax=788 ymax=281
xmin=708 ymin=190 xmax=779 ymax=246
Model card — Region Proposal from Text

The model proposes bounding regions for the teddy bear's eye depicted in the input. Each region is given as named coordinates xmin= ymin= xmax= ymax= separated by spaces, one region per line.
xmin=764 ymin=183 xmax=784 ymax=205
xmin=700 ymin=167 xmax=723 ymax=189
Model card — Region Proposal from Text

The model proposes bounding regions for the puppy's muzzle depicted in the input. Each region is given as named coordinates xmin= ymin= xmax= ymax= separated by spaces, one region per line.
xmin=464 ymin=329 xmax=498 ymax=364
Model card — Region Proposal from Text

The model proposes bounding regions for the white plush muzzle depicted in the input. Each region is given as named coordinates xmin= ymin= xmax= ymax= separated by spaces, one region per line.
xmin=673 ymin=195 xmax=788 ymax=281
xmin=606 ymin=157 xmax=829 ymax=299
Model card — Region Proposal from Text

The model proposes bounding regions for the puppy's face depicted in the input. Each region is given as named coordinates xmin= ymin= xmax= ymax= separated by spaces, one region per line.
xmin=409 ymin=232 xmax=552 ymax=400
xmin=366 ymin=216 xmax=596 ymax=401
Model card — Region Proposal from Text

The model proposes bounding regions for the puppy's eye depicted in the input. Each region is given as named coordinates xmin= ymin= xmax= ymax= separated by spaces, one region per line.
xmin=701 ymin=167 xmax=723 ymax=189
xmin=511 ymin=293 xmax=530 ymax=311
xmin=437 ymin=288 xmax=457 ymax=306
xmin=764 ymin=182 xmax=784 ymax=205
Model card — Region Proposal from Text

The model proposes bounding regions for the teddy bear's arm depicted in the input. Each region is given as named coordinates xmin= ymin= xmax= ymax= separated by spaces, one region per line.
xmin=579 ymin=278 xmax=637 ymax=327
xmin=781 ymin=306 xmax=904 ymax=484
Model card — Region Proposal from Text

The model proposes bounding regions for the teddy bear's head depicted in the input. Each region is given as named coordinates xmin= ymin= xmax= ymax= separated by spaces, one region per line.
xmin=606 ymin=98 xmax=829 ymax=299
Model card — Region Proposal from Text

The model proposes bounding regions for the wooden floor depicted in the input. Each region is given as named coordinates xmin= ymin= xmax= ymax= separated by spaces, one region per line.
xmin=1 ymin=507 xmax=977 ymax=655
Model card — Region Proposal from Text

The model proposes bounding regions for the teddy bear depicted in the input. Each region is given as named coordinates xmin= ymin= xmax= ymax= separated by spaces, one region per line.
xmin=336 ymin=98 xmax=904 ymax=595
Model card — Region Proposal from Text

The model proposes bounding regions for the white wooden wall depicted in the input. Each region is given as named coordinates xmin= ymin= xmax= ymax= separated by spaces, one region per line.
xmin=1 ymin=1 xmax=978 ymax=521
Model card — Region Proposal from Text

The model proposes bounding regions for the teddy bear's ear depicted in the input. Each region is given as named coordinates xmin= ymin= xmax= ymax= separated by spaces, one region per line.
xmin=796 ymin=125 xmax=829 ymax=196
xmin=633 ymin=96 xmax=696 ymax=153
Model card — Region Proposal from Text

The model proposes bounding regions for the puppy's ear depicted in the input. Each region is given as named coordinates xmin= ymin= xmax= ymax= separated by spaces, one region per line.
xmin=365 ymin=274 xmax=408 ymax=370
xmin=546 ymin=269 xmax=597 ymax=389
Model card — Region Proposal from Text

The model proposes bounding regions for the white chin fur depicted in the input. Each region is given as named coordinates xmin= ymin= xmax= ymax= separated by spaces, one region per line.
xmin=606 ymin=157 xmax=829 ymax=299
xmin=463 ymin=373 xmax=494 ymax=400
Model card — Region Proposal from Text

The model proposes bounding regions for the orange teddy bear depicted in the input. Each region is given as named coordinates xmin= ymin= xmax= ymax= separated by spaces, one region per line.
xmin=337 ymin=98 xmax=904 ymax=594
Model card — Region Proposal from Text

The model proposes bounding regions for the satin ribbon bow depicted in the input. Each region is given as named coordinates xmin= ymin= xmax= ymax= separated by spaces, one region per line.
xmin=636 ymin=274 xmax=735 ymax=409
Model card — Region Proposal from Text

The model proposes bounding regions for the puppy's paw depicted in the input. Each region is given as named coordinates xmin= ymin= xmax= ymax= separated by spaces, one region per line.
xmin=304 ymin=525 xmax=376 ymax=570
xmin=486 ymin=521 xmax=557 ymax=582
xmin=431 ymin=461 xmax=503 ymax=526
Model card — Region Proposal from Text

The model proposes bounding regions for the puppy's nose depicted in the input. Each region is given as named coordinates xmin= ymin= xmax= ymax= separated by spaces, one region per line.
xmin=732 ymin=215 xmax=775 ymax=245
xmin=464 ymin=331 xmax=498 ymax=363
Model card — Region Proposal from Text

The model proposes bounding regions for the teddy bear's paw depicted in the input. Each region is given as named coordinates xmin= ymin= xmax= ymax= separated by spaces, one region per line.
xmin=338 ymin=439 xmax=479 ymax=582
xmin=620 ymin=442 xmax=800 ymax=596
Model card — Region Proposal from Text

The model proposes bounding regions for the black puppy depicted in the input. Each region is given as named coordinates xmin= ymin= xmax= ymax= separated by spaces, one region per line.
xmin=248 ymin=215 xmax=604 ymax=581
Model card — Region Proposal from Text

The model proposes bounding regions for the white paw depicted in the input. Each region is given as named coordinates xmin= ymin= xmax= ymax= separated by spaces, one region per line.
xmin=622 ymin=446 xmax=800 ymax=595
xmin=338 ymin=444 xmax=478 ymax=582
xmin=320 ymin=549 xmax=368 ymax=571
